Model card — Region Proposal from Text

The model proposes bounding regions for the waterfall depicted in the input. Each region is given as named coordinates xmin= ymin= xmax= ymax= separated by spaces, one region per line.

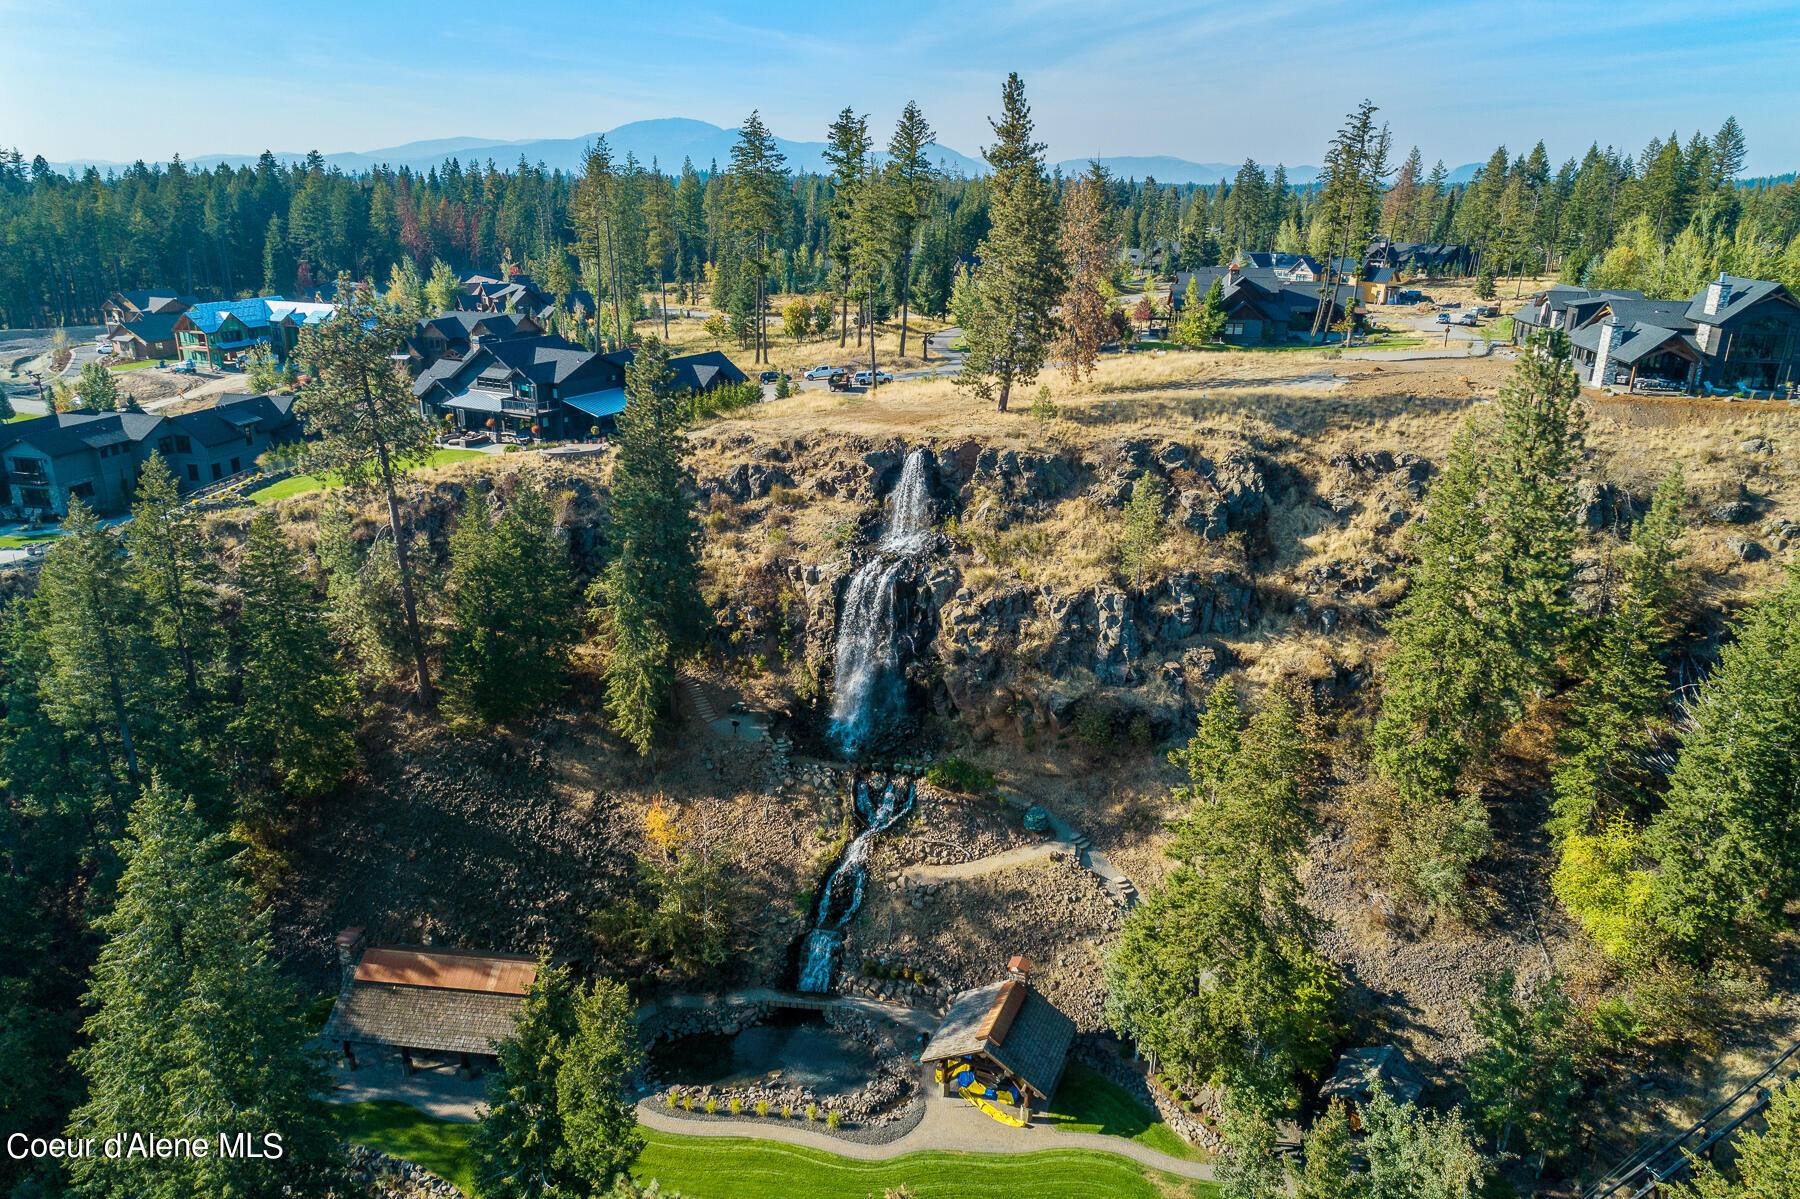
xmin=796 ymin=778 xmax=915 ymax=993
xmin=827 ymin=448 xmax=933 ymax=756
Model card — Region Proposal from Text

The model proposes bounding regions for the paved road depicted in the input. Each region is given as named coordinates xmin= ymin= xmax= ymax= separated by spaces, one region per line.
xmin=638 ymin=1090 xmax=1217 ymax=1181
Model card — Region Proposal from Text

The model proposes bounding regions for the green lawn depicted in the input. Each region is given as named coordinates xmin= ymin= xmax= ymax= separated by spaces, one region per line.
xmin=328 ymin=1102 xmax=479 ymax=1196
xmin=0 ymin=532 xmax=59 ymax=548
xmin=330 ymin=1100 xmax=1217 ymax=1199
xmin=247 ymin=448 xmax=486 ymax=505
xmin=108 ymin=358 xmax=159 ymax=372
xmin=634 ymin=1131 xmax=1216 ymax=1199
xmin=1040 ymin=1062 xmax=1200 ymax=1161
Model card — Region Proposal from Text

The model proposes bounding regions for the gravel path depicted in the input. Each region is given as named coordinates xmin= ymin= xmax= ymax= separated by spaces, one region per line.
xmin=898 ymin=842 xmax=1061 ymax=885
xmin=637 ymin=1092 xmax=1217 ymax=1181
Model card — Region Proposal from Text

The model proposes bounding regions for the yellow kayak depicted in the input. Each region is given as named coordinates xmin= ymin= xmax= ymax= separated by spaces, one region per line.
xmin=962 ymin=1086 xmax=1028 ymax=1127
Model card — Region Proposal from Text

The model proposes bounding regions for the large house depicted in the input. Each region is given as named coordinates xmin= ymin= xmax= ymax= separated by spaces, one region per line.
xmin=105 ymin=312 xmax=182 ymax=361
xmin=413 ymin=335 xmax=748 ymax=439
xmin=0 ymin=393 xmax=301 ymax=517
xmin=399 ymin=311 xmax=544 ymax=370
xmin=174 ymin=297 xmax=336 ymax=369
xmin=101 ymin=288 xmax=198 ymax=326
xmin=1364 ymin=240 xmax=1476 ymax=276
xmin=1516 ymin=275 xmax=1800 ymax=395
xmin=1169 ymin=266 xmax=1360 ymax=346
xmin=459 ymin=273 xmax=597 ymax=324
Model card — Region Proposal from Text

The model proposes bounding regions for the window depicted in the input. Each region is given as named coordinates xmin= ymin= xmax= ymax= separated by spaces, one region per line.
xmin=176 ymin=436 xmax=192 ymax=453
xmin=9 ymin=457 xmax=43 ymax=477
xmin=1224 ymin=322 xmax=1245 ymax=337
xmin=186 ymin=464 xmax=199 ymax=481
xmin=229 ymin=457 xmax=240 ymax=473
xmin=210 ymin=463 xmax=222 ymax=480
xmin=70 ymin=482 xmax=94 ymax=499
xmin=157 ymin=436 xmax=174 ymax=454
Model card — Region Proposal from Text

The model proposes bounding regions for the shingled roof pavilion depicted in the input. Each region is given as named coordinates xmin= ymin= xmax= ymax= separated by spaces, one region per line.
xmin=321 ymin=928 xmax=537 ymax=1078
xmin=919 ymin=957 xmax=1075 ymax=1123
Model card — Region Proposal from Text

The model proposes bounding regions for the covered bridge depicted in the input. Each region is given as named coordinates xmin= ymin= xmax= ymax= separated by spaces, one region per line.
xmin=920 ymin=957 xmax=1075 ymax=1125
xmin=321 ymin=928 xmax=537 ymax=1079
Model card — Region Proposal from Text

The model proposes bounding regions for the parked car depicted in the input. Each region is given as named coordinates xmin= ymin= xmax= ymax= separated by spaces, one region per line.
xmin=828 ymin=371 xmax=852 ymax=392
xmin=1441 ymin=301 xmax=1461 ymax=309
xmin=802 ymin=364 xmax=835 ymax=380
xmin=852 ymin=369 xmax=893 ymax=385
xmin=758 ymin=369 xmax=791 ymax=384
xmin=168 ymin=359 xmax=197 ymax=374
xmin=1435 ymin=312 xmax=1453 ymax=324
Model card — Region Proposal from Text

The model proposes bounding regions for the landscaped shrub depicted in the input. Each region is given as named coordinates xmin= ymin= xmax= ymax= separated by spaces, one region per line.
xmin=683 ymin=1096 xmax=695 ymax=1112
xmin=924 ymin=755 xmax=995 ymax=794
xmin=805 ymin=1103 xmax=819 ymax=1122
xmin=666 ymin=1093 xmax=677 ymax=1108
xmin=781 ymin=1105 xmax=794 ymax=1120
xmin=826 ymin=1110 xmax=842 ymax=1129
xmin=704 ymin=1098 xmax=718 ymax=1115
xmin=1075 ymin=696 xmax=1118 ymax=749
xmin=729 ymin=1097 xmax=743 ymax=1115
xmin=756 ymin=1100 xmax=770 ymax=1117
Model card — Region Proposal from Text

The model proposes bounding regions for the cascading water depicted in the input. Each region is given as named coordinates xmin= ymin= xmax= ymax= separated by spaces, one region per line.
xmin=827 ymin=448 xmax=934 ymax=755
xmin=796 ymin=777 xmax=915 ymax=992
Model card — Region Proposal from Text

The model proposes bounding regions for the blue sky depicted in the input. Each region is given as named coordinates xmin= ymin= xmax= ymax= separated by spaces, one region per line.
xmin=2 ymin=0 xmax=1795 ymax=174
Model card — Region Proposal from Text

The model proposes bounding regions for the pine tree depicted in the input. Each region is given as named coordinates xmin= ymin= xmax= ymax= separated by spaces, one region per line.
xmin=886 ymin=101 xmax=937 ymax=358
xmin=1359 ymin=1085 xmax=1488 ymax=1199
xmin=1463 ymin=971 xmax=1582 ymax=1159
xmin=1218 ymin=1110 xmax=1286 ymax=1198
xmin=1172 ymin=276 xmax=1206 ymax=348
xmin=1056 ymin=162 xmax=1118 ymax=383
xmin=954 ymin=74 xmax=1065 ymax=411
xmin=1119 ymin=473 xmax=1165 ymax=586
xmin=29 ymin=500 xmax=164 ymax=795
xmin=443 ymin=478 xmax=582 ymax=725
xmin=1645 ymin=573 xmax=1800 ymax=959
xmin=592 ymin=338 xmax=706 ymax=754
xmin=126 ymin=452 xmax=217 ymax=713
xmin=1196 ymin=276 xmax=1227 ymax=343
xmin=296 ymin=283 xmax=438 ymax=704
xmin=1106 ymin=686 xmax=1337 ymax=1113
xmin=231 ymin=512 xmax=357 ymax=802
xmin=1292 ymin=1102 xmax=1358 ymax=1199
xmin=726 ymin=113 xmax=789 ymax=365
xmin=472 ymin=959 xmax=643 ymax=1198
xmin=823 ymin=107 xmax=873 ymax=349
xmin=68 ymin=779 xmax=343 ymax=1199
xmin=1551 ymin=466 xmax=1686 ymax=840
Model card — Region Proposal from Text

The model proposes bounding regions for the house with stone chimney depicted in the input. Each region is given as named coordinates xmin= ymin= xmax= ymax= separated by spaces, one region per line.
xmin=320 ymin=928 xmax=538 ymax=1079
xmin=919 ymin=956 xmax=1075 ymax=1125
xmin=1527 ymin=274 xmax=1800 ymax=396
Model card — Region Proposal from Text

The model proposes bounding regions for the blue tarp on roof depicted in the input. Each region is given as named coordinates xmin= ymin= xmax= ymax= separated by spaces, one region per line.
xmin=562 ymin=389 xmax=628 ymax=419
xmin=183 ymin=297 xmax=284 ymax=334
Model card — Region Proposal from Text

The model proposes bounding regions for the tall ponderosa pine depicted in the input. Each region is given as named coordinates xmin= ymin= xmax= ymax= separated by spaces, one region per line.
xmin=571 ymin=138 xmax=628 ymax=346
xmin=315 ymin=497 xmax=420 ymax=685
xmin=1463 ymin=971 xmax=1583 ymax=1160
xmin=1056 ymin=162 xmax=1119 ymax=383
xmin=1106 ymin=683 xmax=1337 ymax=1113
xmin=953 ymin=73 xmax=1065 ymax=411
xmin=230 ymin=512 xmax=357 ymax=802
xmin=822 ymin=108 xmax=873 ymax=348
xmin=885 ymin=101 xmax=937 ymax=357
xmin=68 ymin=779 xmax=343 ymax=1199
xmin=443 ymin=478 xmax=582 ymax=725
xmin=1308 ymin=100 xmax=1390 ymax=340
xmin=1644 ymin=573 xmax=1800 ymax=959
xmin=592 ymin=339 xmax=706 ymax=754
xmin=296 ymin=283 xmax=437 ymax=703
xmin=726 ymin=112 xmax=789 ymax=365
xmin=472 ymin=959 xmax=643 ymax=1199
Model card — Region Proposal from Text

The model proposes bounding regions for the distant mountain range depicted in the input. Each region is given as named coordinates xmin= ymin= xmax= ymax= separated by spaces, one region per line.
xmin=44 ymin=117 xmax=1487 ymax=186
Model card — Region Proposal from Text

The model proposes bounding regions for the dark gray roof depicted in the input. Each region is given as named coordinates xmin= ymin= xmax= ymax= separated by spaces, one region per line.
xmin=173 ymin=392 xmax=299 ymax=447
xmin=1171 ymin=267 xmax=1357 ymax=321
xmin=603 ymin=348 xmax=751 ymax=393
xmin=1322 ymin=1045 xmax=1425 ymax=1107
xmin=113 ymin=289 xmax=197 ymax=315
xmin=1590 ymin=298 xmax=1696 ymax=332
xmin=110 ymin=312 xmax=182 ymax=344
xmin=920 ymin=979 xmax=1075 ymax=1101
xmin=414 ymin=335 xmax=623 ymax=400
xmin=1686 ymin=274 xmax=1795 ymax=325
xmin=0 ymin=410 xmax=168 ymax=459
xmin=1608 ymin=324 xmax=1697 ymax=366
